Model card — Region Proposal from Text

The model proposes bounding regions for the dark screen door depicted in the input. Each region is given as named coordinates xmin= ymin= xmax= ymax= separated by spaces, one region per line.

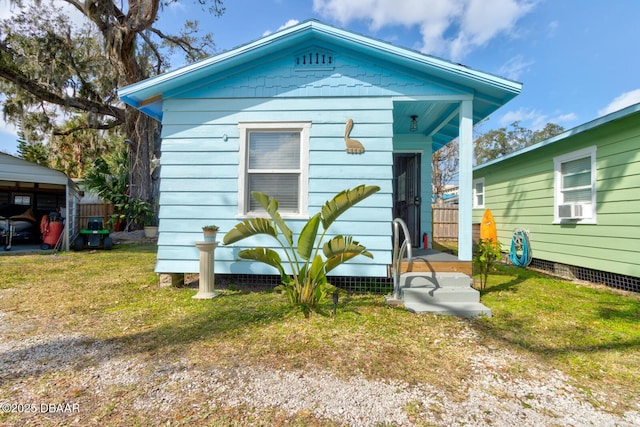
xmin=393 ymin=153 xmax=421 ymax=246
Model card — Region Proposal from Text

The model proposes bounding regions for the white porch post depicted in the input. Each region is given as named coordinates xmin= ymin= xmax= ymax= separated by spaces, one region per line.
xmin=458 ymin=100 xmax=473 ymax=261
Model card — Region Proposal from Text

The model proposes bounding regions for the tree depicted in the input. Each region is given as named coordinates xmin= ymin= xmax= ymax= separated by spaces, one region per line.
xmin=532 ymin=122 xmax=565 ymax=144
xmin=16 ymin=126 xmax=48 ymax=166
xmin=432 ymin=140 xmax=459 ymax=203
xmin=0 ymin=0 xmax=224 ymax=202
xmin=81 ymin=142 xmax=129 ymax=205
xmin=474 ymin=121 xmax=564 ymax=165
xmin=48 ymin=115 xmax=113 ymax=178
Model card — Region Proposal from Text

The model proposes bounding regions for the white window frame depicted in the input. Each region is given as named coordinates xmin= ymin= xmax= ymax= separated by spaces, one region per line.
xmin=238 ymin=121 xmax=310 ymax=219
xmin=13 ymin=194 xmax=31 ymax=206
xmin=553 ymin=146 xmax=597 ymax=224
xmin=473 ymin=177 xmax=485 ymax=209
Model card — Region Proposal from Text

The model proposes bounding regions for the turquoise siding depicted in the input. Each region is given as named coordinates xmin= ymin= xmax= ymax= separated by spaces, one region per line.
xmin=118 ymin=21 xmax=523 ymax=279
xmin=174 ymin=48 xmax=469 ymax=100
xmin=157 ymin=95 xmax=394 ymax=276
xmin=154 ymin=40 xmax=473 ymax=277
xmin=473 ymin=111 xmax=640 ymax=278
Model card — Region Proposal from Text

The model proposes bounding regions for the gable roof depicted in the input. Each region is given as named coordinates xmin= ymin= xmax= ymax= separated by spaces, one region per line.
xmin=119 ymin=20 xmax=521 ymax=145
xmin=474 ymin=102 xmax=640 ymax=171
xmin=0 ymin=152 xmax=73 ymax=186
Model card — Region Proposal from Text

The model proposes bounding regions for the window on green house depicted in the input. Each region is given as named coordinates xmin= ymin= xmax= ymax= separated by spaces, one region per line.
xmin=553 ymin=146 xmax=596 ymax=223
xmin=473 ymin=178 xmax=485 ymax=208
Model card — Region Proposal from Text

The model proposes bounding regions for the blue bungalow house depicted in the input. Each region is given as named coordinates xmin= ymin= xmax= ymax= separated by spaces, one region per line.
xmin=119 ymin=20 xmax=521 ymax=289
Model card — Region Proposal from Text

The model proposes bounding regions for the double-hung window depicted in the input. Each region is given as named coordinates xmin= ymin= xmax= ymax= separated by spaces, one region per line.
xmin=473 ymin=178 xmax=485 ymax=209
xmin=238 ymin=122 xmax=310 ymax=218
xmin=553 ymin=146 xmax=597 ymax=223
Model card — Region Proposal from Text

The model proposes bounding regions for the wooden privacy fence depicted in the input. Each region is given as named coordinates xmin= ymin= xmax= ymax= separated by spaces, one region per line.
xmin=78 ymin=203 xmax=113 ymax=229
xmin=432 ymin=204 xmax=458 ymax=241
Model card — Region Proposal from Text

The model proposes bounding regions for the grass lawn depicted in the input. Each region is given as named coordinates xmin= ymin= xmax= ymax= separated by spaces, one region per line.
xmin=477 ymin=265 xmax=640 ymax=407
xmin=0 ymin=243 xmax=638 ymax=425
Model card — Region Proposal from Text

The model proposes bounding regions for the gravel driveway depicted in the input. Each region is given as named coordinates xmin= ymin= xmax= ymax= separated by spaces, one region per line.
xmin=1 ymin=309 xmax=638 ymax=426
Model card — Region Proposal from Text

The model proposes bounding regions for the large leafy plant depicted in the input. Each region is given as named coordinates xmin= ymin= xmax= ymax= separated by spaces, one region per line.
xmin=223 ymin=185 xmax=380 ymax=317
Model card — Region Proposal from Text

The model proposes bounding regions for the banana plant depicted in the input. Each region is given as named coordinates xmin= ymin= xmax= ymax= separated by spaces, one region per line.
xmin=223 ymin=185 xmax=380 ymax=317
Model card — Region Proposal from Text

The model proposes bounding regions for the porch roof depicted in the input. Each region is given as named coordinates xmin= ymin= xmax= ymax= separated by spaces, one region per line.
xmin=119 ymin=20 xmax=521 ymax=149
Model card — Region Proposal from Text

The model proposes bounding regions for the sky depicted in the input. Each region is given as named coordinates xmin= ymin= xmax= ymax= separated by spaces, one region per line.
xmin=1 ymin=0 xmax=640 ymax=154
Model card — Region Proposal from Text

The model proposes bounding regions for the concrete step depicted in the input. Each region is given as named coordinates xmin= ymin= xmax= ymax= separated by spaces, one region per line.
xmin=400 ymin=272 xmax=471 ymax=289
xmin=402 ymin=286 xmax=480 ymax=304
xmin=404 ymin=301 xmax=492 ymax=318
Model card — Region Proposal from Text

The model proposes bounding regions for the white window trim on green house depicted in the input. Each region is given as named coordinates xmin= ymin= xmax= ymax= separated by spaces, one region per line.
xmin=237 ymin=121 xmax=311 ymax=219
xmin=553 ymin=146 xmax=597 ymax=224
xmin=473 ymin=177 xmax=485 ymax=209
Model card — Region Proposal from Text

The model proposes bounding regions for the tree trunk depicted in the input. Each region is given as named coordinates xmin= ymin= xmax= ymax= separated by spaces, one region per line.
xmin=124 ymin=108 xmax=157 ymax=202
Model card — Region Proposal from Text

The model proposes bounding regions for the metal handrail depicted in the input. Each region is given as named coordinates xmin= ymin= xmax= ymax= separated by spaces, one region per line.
xmin=391 ymin=218 xmax=413 ymax=300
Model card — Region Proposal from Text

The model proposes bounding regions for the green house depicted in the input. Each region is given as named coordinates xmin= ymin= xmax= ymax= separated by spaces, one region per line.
xmin=473 ymin=103 xmax=640 ymax=290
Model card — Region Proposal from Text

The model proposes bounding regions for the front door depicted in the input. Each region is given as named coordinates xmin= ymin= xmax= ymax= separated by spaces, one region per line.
xmin=393 ymin=153 xmax=421 ymax=246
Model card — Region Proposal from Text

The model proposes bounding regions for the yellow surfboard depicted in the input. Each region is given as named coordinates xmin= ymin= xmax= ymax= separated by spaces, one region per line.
xmin=480 ymin=208 xmax=497 ymax=244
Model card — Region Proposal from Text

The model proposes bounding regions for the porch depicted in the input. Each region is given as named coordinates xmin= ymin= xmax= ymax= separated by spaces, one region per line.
xmin=389 ymin=219 xmax=487 ymax=317
xmin=400 ymin=248 xmax=472 ymax=276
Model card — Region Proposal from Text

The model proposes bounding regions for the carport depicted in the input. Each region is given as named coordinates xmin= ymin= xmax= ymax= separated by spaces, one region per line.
xmin=0 ymin=153 xmax=81 ymax=251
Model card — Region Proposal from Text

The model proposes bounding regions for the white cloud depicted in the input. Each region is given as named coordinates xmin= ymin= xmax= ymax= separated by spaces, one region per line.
xmin=598 ymin=89 xmax=640 ymax=117
xmin=0 ymin=118 xmax=17 ymax=137
xmin=499 ymin=107 xmax=541 ymax=126
xmin=278 ymin=19 xmax=300 ymax=31
xmin=0 ymin=93 xmax=18 ymax=139
xmin=313 ymin=0 xmax=535 ymax=61
xmin=550 ymin=112 xmax=578 ymax=124
xmin=263 ymin=19 xmax=300 ymax=37
xmin=498 ymin=54 xmax=534 ymax=81
xmin=547 ymin=20 xmax=559 ymax=37
xmin=0 ymin=117 xmax=18 ymax=155
xmin=499 ymin=108 xmax=577 ymax=130
xmin=0 ymin=1 xmax=90 ymax=28
xmin=0 ymin=0 xmax=18 ymax=21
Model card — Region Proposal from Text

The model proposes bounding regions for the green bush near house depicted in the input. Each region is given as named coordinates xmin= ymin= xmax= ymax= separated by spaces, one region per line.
xmin=473 ymin=238 xmax=503 ymax=290
xmin=223 ymin=185 xmax=380 ymax=318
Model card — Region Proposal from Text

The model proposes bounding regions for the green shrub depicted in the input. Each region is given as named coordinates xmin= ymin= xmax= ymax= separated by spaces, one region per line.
xmin=223 ymin=185 xmax=379 ymax=318
xmin=473 ymin=238 xmax=502 ymax=290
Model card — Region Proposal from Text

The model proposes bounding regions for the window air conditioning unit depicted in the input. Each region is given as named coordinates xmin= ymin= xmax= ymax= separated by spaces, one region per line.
xmin=558 ymin=204 xmax=589 ymax=219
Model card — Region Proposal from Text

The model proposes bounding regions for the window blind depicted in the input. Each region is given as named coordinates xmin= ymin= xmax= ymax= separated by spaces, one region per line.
xmin=247 ymin=131 xmax=301 ymax=213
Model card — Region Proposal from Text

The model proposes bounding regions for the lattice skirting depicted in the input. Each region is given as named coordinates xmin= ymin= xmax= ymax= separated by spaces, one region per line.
xmin=216 ymin=274 xmax=393 ymax=294
xmin=528 ymin=258 xmax=639 ymax=293
xmin=214 ymin=261 xmax=639 ymax=295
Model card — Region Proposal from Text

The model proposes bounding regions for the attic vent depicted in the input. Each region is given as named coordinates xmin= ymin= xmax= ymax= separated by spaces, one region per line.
xmin=294 ymin=50 xmax=335 ymax=70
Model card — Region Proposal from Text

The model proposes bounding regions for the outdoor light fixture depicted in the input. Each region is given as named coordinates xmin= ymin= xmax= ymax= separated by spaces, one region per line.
xmin=410 ymin=115 xmax=418 ymax=132
xmin=332 ymin=290 xmax=339 ymax=316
